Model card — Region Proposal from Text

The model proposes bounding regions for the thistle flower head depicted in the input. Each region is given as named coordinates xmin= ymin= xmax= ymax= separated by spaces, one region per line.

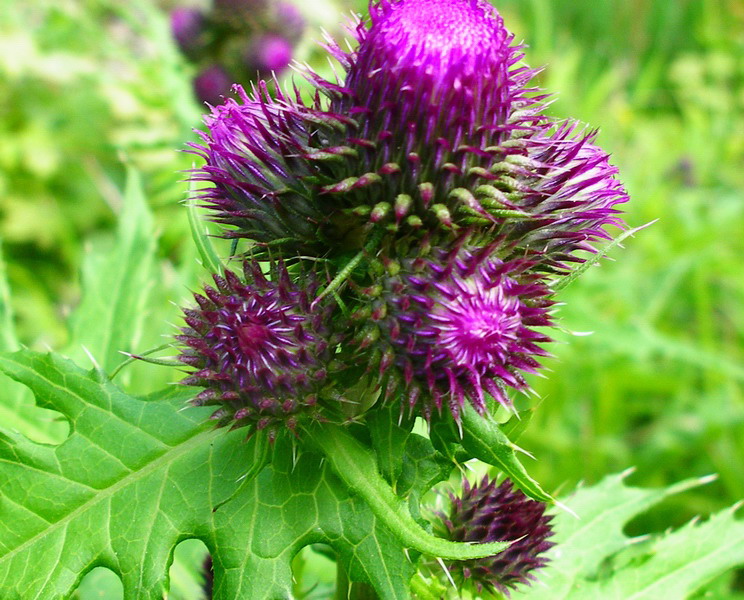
xmin=193 ymin=65 xmax=233 ymax=106
xmin=170 ymin=8 xmax=206 ymax=59
xmin=434 ymin=477 xmax=554 ymax=595
xmin=347 ymin=0 xmax=516 ymax=141
xmin=176 ymin=262 xmax=332 ymax=439
xmin=244 ymin=33 xmax=294 ymax=74
xmin=192 ymin=0 xmax=627 ymax=274
xmin=357 ymin=245 xmax=553 ymax=421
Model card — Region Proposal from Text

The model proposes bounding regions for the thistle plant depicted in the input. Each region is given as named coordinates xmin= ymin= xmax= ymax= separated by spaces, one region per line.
xmin=180 ymin=0 xmax=625 ymax=594
xmin=7 ymin=1 xmax=744 ymax=600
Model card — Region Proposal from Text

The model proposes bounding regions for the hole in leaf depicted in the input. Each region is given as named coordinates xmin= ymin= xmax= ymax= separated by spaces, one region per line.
xmin=0 ymin=377 xmax=69 ymax=444
xmin=71 ymin=566 xmax=123 ymax=599
xmin=169 ymin=538 xmax=210 ymax=600
xmin=293 ymin=544 xmax=337 ymax=599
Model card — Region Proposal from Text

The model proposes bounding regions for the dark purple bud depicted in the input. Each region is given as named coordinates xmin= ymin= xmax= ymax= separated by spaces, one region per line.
xmin=176 ymin=261 xmax=333 ymax=436
xmin=244 ymin=33 xmax=294 ymax=74
xmin=274 ymin=1 xmax=305 ymax=42
xmin=434 ymin=477 xmax=554 ymax=595
xmin=170 ymin=8 xmax=206 ymax=58
xmin=193 ymin=65 xmax=233 ymax=106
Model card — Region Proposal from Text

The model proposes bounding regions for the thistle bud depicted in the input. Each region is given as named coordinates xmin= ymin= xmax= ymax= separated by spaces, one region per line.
xmin=433 ymin=477 xmax=554 ymax=595
xmin=176 ymin=262 xmax=332 ymax=439
xmin=193 ymin=65 xmax=233 ymax=106
xmin=373 ymin=246 xmax=553 ymax=421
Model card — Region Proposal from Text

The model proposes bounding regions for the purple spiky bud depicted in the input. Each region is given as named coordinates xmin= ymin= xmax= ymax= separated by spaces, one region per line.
xmin=434 ymin=477 xmax=554 ymax=595
xmin=274 ymin=1 xmax=305 ymax=42
xmin=370 ymin=245 xmax=553 ymax=421
xmin=193 ymin=65 xmax=233 ymax=106
xmin=244 ymin=33 xmax=294 ymax=74
xmin=171 ymin=8 xmax=206 ymax=58
xmin=176 ymin=262 xmax=332 ymax=439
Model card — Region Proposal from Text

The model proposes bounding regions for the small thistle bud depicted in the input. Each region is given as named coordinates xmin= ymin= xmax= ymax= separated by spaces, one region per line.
xmin=433 ymin=477 xmax=554 ymax=595
xmin=244 ymin=33 xmax=294 ymax=74
xmin=170 ymin=8 xmax=206 ymax=59
xmin=274 ymin=1 xmax=305 ymax=42
xmin=193 ymin=65 xmax=233 ymax=106
xmin=176 ymin=262 xmax=332 ymax=439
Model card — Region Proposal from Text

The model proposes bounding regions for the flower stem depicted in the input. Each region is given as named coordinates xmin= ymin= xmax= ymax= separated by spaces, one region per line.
xmin=304 ymin=422 xmax=510 ymax=561
xmin=409 ymin=573 xmax=442 ymax=600
xmin=313 ymin=228 xmax=384 ymax=307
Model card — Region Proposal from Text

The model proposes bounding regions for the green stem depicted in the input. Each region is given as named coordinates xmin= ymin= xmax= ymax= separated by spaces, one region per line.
xmin=304 ymin=423 xmax=509 ymax=561
xmin=409 ymin=573 xmax=442 ymax=600
xmin=313 ymin=228 xmax=384 ymax=307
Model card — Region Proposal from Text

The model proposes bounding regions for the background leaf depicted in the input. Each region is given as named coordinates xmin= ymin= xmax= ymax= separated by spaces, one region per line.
xmin=514 ymin=471 xmax=744 ymax=600
xmin=65 ymin=166 xmax=157 ymax=375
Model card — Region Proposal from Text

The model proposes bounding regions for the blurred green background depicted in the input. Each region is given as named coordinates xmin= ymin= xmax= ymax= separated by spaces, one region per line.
xmin=1 ymin=0 xmax=743 ymax=597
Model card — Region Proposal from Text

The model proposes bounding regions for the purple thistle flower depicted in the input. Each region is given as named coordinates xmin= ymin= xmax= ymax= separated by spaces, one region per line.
xmin=193 ymin=65 xmax=234 ymax=106
xmin=176 ymin=262 xmax=332 ymax=439
xmin=274 ymin=1 xmax=305 ymax=42
xmin=361 ymin=244 xmax=553 ymax=420
xmin=244 ymin=33 xmax=294 ymax=74
xmin=192 ymin=0 xmax=626 ymax=272
xmin=171 ymin=7 xmax=206 ymax=59
xmin=434 ymin=477 xmax=554 ymax=595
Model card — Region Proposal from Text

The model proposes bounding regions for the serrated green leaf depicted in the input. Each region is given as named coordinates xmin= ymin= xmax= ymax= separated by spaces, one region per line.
xmin=459 ymin=403 xmax=553 ymax=503
xmin=588 ymin=504 xmax=744 ymax=600
xmin=513 ymin=470 xmax=736 ymax=600
xmin=186 ymin=182 xmax=224 ymax=276
xmin=368 ymin=405 xmax=414 ymax=488
xmin=66 ymin=165 xmax=157 ymax=373
xmin=0 ymin=350 xmax=432 ymax=599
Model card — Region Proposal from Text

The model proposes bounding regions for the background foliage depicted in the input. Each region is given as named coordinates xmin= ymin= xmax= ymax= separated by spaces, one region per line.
xmin=1 ymin=0 xmax=743 ymax=597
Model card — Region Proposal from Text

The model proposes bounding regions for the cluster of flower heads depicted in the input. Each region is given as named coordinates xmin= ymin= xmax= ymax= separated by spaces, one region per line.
xmin=178 ymin=0 xmax=628 ymax=437
xmin=432 ymin=476 xmax=555 ymax=595
xmin=170 ymin=0 xmax=305 ymax=105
